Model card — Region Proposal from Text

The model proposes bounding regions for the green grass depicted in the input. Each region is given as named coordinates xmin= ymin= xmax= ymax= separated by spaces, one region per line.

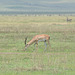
xmin=0 ymin=15 xmax=75 ymax=75
xmin=0 ymin=52 xmax=75 ymax=75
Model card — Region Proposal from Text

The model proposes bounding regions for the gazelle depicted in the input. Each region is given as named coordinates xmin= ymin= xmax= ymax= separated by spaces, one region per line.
xmin=67 ymin=17 xmax=72 ymax=22
xmin=24 ymin=34 xmax=50 ymax=50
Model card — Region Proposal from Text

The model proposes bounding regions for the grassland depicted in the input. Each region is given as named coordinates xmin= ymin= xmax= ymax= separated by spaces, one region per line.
xmin=0 ymin=15 xmax=75 ymax=75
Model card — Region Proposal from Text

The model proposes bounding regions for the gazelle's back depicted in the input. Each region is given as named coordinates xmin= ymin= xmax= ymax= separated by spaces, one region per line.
xmin=33 ymin=34 xmax=50 ymax=41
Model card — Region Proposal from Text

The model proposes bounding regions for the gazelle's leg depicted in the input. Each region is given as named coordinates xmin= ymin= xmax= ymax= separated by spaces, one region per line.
xmin=36 ymin=42 xmax=38 ymax=50
xmin=48 ymin=40 xmax=51 ymax=47
xmin=44 ymin=41 xmax=47 ymax=50
xmin=34 ymin=43 xmax=36 ymax=50
xmin=34 ymin=42 xmax=38 ymax=50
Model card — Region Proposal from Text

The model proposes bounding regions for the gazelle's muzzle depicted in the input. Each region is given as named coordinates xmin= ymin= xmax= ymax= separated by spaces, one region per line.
xmin=25 ymin=44 xmax=29 ymax=49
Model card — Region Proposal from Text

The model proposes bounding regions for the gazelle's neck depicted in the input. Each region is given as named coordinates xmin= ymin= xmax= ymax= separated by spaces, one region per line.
xmin=27 ymin=39 xmax=35 ymax=45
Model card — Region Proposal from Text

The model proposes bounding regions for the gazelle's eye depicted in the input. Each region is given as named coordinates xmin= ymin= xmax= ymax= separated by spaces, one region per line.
xmin=26 ymin=44 xmax=28 ymax=46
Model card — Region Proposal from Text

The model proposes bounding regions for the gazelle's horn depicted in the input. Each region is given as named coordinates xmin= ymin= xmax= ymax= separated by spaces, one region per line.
xmin=25 ymin=37 xmax=27 ymax=45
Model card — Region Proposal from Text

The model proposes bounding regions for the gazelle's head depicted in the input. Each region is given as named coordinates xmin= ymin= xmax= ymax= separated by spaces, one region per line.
xmin=25 ymin=37 xmax=29 ymax=49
